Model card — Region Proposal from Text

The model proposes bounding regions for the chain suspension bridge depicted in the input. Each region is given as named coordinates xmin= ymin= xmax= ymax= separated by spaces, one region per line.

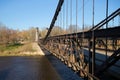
xmin=39 ymin=0 xmax=120 ymax=80
xmin=0 ymin=0 xmax=120 ymax=80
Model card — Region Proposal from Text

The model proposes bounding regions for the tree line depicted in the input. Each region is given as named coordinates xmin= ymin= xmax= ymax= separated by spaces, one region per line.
xmin=40 ymin=25 xmax=91 ymax=38
xmin=0 ymin=23 xmax=36 ymax=46
xmin=0 ymin=23 xmax=91 ymax=45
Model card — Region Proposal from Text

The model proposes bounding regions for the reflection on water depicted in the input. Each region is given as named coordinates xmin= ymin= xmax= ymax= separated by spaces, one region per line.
xmin=0 ymin=56 xmax=61 ymax=80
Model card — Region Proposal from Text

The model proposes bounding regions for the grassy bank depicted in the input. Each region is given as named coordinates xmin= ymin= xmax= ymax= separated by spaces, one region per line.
xmin=0 ymin=43 xmax=23 ymax=52
xmin=0 ymin=42 xmax=37 ymax=56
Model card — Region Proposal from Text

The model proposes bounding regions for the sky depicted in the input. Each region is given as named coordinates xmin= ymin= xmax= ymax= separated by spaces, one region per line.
xmin=59 ymin=0 xmax=120 ymax=30
xmin=0 ymin=0 xmax=58 ymax=30
xmin=0 ymin=0 xmax=120 ymax=30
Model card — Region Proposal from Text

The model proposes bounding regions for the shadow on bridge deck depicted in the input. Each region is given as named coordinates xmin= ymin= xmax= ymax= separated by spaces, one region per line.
xmin=0 ymin=56 xmax=62 ymax=80
xmin=0 ymin=45 xmax=82 ymax=80
xmin=41 ymin=47 xmax=83 ymax=80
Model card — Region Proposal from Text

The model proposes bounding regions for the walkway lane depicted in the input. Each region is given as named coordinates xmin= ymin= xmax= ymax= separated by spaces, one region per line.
xmin=0 ymin=56 xmax=62 ymax=80
xmin=41 ymin=47 xmax=83 ymax=80
xmin=0 ymin=43 xmax=82 ymax=80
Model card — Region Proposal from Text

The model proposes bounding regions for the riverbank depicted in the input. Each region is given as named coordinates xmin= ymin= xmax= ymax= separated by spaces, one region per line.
xmin=0 ymin=42 xmax=44 ymax=56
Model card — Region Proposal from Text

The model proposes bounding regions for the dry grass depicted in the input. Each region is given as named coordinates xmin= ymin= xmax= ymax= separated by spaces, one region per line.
xmin=0 ymin=42 xmax=38 ymax=56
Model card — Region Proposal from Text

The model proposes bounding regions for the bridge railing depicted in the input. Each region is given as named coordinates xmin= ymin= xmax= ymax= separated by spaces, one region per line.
xmin=39 ymin=0 xmax=120 ymax=80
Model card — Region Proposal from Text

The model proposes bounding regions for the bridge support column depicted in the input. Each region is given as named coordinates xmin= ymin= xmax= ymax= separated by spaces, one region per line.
xmin=35 ymin=27 xmax=39 ymax=42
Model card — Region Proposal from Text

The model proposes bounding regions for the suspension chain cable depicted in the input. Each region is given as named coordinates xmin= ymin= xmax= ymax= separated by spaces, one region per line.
xmin=66 ymin=0 xmax=68 ymax=35
xmin=92 ymin=0 xmax=95 ymax=28
xmin=75 ymin=0 xmax=78 ymax=53
xmin=82 ymin=0 xmax=84 ymax=50
xmin=70 ymin=0 xmax=72 ymax=39
xmin=76 ymin=0 xmax=78 ymax=34
xmin=106 ymin=0 xmax=108 ymax=29
xmin=70 ymin=0 xmax=72 ymax=29
xmin=63 ymin=2 xmax=65 ymax=35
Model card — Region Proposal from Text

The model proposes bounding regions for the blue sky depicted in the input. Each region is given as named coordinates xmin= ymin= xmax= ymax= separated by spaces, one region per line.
xmin=0 ymin=0 xmax=58 ymax=30
xmin=59 ymin=0 xmax=120 ymax=30
xmin=0 ymin=0 xmax=120 ymax=30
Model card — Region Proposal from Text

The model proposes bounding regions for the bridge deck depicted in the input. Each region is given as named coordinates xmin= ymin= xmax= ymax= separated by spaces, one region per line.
xmin=0 ymin=44 xmax=82 ymax=80
xmin=42 ymin=48 xmax=82 ymax=80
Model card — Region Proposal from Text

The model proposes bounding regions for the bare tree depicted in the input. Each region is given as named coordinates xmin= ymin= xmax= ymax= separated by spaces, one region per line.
xmin=51 ymin=26 xmax=65 ymax=36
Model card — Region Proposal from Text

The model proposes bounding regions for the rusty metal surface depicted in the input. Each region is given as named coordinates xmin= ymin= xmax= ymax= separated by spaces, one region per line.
xmin=40 ymin=26 xmax=120 ymax=79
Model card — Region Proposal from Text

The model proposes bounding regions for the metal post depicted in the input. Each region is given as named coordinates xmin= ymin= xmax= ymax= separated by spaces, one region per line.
xmin=92 ymin=0 xmax=95 ymax=77
xmin=88 ymin=39 xmax=92 ymax=79
xmin=105 ymin=0 xmax=108 ymax=60
xmin=92 ymin=33 xmax=95 ymax=75
xmin=118 ymin=14 xmax=120 ymax=26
